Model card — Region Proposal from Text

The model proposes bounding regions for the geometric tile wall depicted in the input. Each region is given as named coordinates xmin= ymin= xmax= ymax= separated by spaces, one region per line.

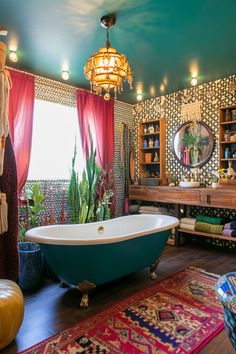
xmin=113 ymin=100 xmax=133 ymax=216
xmin=133 ymin=74 xmax=236 ymax=185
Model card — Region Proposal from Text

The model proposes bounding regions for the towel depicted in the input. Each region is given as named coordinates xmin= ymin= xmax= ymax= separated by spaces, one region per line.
xmin=139 ymin=206 xmax=166 ymax=212
xmin=195 ymin=221 xmax=224 ymax=235
xmin=196 ymin=215 xmax=224 ymax=225
xmin=222 ymin=229 xmax=236 ymax=237
xmin=224 ymin=222 xmax=236 ymax=230
xmin=139 ymin=210 xmax=162 ymax=215
xmin=179 ymin=223 xmax=195 ymax=231
xmin=180 ymin=217 xmax=196 ymax=225
xmin=139 ymin=210 xmax=174 ymax=216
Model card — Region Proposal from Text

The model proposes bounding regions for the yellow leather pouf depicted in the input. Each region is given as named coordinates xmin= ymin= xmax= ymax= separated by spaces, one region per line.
xmin=0 ymin=279 xmax=24 ymax=350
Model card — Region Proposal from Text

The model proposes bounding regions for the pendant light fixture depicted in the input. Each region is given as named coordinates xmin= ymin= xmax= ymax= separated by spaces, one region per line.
xmin=84 ymin=15 xmax=133 ymax=100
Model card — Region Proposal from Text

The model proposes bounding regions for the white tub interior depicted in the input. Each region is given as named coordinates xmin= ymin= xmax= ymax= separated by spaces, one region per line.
xmin=25 ymin=214 xmax=179 ymax=245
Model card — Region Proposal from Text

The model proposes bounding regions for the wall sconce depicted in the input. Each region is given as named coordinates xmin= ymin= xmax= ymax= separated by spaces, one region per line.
xmin=137 ymin=93 xmax=142 ymax=101
xmin=9 ymin=50 xmax=18 ymax=63
xmin=191 ymin=74 xmax=198 ymax=86
xmin=62 ymin=70 xmax=69 ymax=81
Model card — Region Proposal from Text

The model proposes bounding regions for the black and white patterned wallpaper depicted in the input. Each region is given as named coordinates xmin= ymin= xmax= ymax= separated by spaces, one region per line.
xmin=133 ymin=75 xmax=236 ymax=184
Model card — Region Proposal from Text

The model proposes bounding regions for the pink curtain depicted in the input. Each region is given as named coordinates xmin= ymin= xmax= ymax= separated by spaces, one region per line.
xmin=76 ymin=90 xmax=114 ymax=170
xmin=8 ymin=69 xmax=35 ymax=193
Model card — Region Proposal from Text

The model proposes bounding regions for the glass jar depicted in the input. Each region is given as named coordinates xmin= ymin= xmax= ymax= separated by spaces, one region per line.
xmin=231 ymin=110 xmax=236 ymax=120
xmin=225 ymin=147 xmax=231 ymax=159
xmin=225 ymin=109 xmax=232 ymax=122
xmin=224 ymin=130 xmax=231 ymax=141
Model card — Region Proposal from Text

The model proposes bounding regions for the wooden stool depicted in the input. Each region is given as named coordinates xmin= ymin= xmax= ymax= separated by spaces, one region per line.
xmin=0 ymin=279 xmax=24 ymax=350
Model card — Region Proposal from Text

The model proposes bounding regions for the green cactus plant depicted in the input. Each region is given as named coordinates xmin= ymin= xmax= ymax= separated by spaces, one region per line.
xmin=68 ymin=133 xmax=101 ymax=224
xmin=68 ymin=144 xmax=80 ymax=223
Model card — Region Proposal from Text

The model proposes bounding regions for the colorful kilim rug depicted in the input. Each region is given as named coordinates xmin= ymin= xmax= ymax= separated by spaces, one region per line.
xmin=20 ymin=267 xmax=224 ymax=354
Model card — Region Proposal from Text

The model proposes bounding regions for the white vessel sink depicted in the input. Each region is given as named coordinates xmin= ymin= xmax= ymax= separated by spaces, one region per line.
xmin=179 ymin=181 xmax=200 ymax=188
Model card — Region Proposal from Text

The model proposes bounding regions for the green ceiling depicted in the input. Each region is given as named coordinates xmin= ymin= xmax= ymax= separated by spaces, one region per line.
xmin=0 ymin=0 xmax=235 ymax=103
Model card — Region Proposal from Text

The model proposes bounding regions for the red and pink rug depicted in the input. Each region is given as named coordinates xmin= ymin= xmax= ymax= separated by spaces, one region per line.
xmin=20 ymin=267 xmax=224 ymax=353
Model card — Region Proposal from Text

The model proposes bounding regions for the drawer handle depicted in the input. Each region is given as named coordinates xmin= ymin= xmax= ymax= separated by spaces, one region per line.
xmin=207 ymin=194 xmax=211 ymax=204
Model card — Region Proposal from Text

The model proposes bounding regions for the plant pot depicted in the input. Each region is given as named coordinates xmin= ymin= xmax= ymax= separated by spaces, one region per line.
xmin=18 ymin=242 xmax=43 ymax=291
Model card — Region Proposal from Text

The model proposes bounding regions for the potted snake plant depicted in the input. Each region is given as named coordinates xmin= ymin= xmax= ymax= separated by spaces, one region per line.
xmin=18 ymin=183 xmax=45 ymax=291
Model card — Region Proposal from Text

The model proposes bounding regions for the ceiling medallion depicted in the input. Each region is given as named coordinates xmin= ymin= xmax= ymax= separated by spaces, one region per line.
xmin=84 ymin=14 xmax=133 ymax=100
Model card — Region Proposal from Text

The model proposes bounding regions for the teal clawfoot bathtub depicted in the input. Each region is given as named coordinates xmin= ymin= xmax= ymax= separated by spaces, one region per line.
xmin=26 ymin=214 xmax=179 ymax=307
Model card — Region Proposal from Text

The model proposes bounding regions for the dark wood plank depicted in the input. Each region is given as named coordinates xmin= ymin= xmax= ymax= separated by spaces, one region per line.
xmin=2 ymin=245 xmax=235 ymax=354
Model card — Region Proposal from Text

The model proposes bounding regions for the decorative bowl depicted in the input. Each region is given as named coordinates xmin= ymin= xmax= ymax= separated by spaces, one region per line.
xmin=179 ymin=181 xmax=200 ymax=188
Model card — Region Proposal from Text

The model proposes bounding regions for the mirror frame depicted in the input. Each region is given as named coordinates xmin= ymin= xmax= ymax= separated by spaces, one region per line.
xmin=172 ymin=121 xmax=214 ymax=168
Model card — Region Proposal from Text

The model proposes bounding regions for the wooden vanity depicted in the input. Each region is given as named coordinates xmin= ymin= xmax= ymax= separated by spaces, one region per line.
xmin=129 ymin=184 xmax=236 ymax=245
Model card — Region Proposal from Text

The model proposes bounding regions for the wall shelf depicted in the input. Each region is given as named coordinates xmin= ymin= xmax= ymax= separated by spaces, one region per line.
xmin=178 ymin=228 xmax=236 ymax=243
xmin=221 ymin=120 xmax=236 ymax=125
xmin=141 ymin=147 xmax=160 ymax=150
xmin=219 ymin=104 xmax=236 ymax=170
xmin=140 ymin=162 xmax=160 ymax=165
xmin=140 ymin=132 xmax=160 ymax=136
xmin=138 ymin=119 xmax=166 ymax=184
xmin=221 ymin=158 xmax=236 ymax=161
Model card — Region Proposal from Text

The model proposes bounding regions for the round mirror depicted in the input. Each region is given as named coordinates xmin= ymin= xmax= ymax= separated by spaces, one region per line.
xmin=173 ymin=121 xmax=214 ymax=168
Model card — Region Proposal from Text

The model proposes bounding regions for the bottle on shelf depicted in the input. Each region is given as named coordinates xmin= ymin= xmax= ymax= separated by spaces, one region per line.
xmin=143 ymin=139 xmax=148 ymax=148
xmin=224 ymin=147 xmax=231 ymax=159
xmin=149 ymin=124 xmax=155 ymax=133
xmin=149 ymin=138 xmax=154 ymax=148
xmin=153 ymin=152 xmax=159 ymax=162
xmin=232 ymin=109 xmax=236 ymax=120
xmin=225 ymin=109 xmax=232 ymax=122
xmin=224 ymin=130 xmax=231 ymax=141
xmin=144 ymin=125 xmax=147 ymax=134
xmin=155 ymin=124 xmax=159 ymax=132
xmin=154 ymin=137 xmax=160 ymax=147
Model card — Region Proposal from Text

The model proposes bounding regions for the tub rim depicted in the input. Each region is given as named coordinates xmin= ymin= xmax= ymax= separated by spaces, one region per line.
xmin=25 ymin=214 xmax=179 ymax=245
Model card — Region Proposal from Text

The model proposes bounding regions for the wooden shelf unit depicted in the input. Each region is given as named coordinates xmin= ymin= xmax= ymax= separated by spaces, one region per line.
xmin=219 ymin=105 xmax=236 ymax=172
xmin=129 ymin=185 xmax=236 ymax=245
xmin=138 ymin=119 xmax=166 ymax=184
xmin=178 ymin=228 xmax=236 ymax=243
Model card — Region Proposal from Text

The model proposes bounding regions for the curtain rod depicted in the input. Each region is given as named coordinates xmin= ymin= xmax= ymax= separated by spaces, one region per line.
xmin=5 ymin=66 xmax=132 ymax=106
xmin=6 ymin=66 xmax=85 ymax=92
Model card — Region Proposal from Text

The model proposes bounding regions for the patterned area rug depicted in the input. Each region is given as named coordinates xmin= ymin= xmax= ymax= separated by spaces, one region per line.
xmin=20 ymin=267 xmax=224 ymax=354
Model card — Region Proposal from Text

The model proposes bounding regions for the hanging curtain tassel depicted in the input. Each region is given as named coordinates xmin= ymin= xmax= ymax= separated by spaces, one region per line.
xmin=0 ymin=192 xmax=8 ymax=234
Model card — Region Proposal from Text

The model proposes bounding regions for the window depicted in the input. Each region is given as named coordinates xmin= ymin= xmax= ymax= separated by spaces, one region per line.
xmin=28 ymin=99 xmax=84 ymax=180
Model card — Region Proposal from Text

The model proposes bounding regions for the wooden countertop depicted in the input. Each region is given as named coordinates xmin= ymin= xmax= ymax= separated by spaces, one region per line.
xmin=129 ymin=184 xmax=236 ymax=209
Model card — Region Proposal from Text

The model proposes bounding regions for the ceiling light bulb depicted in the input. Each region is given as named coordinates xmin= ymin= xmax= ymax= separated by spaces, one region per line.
xmin=62 ymin=70 xmax=69 ymax=80
xmin=9 ymin=50 xmax=18 ymax=63
xmin=160 ymin=84 xmax=165 ymax=92
xmin=137 ymin=93 xmax=142 ymax=101
xmin=191 ymin=77 xmax=198 ymax=86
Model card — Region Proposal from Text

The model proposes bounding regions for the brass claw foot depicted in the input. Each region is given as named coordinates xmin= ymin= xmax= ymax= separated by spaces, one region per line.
xmin=149 ymin=257 xmax=160 ymax=280
xmin=80 ymin=294 xmax=89 ymax=308
xmin=150 ymin=272 xmax=158 ymax=280
xmin=77 ymin=280 xmax=96 ymax=308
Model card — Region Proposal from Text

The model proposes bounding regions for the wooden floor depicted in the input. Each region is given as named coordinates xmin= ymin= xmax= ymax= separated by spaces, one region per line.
xmin=2 ymin=244 xmax=236 ymax=354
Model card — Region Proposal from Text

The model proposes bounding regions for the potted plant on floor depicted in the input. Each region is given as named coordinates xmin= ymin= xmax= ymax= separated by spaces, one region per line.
xmin=18 ymin=183 xmax=45 ymax=291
